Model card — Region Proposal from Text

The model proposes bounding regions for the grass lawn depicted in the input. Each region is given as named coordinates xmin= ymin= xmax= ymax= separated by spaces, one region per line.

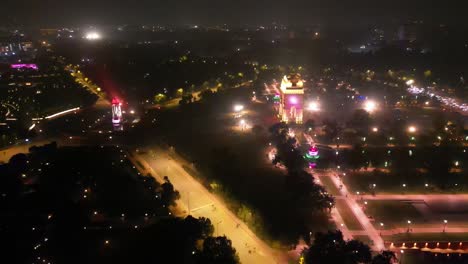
xmin=335 ymin=199 xmax=363 ymax=231
xmin=341 ymin=146 xmax=468 ymax=195
xmin=363 ymin=200 xmax=425 ymax=229
xmin=319 ymin=176 xmax=341 ymax=196
xmin=383 ymin=233 xmax=468 ymax=243
xmin=364 ymin=200 xmax=425 ymax=229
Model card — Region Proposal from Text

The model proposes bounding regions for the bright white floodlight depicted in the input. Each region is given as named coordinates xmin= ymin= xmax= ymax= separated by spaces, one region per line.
xmin=85 ymin=32 xmax=101 ymax=40
xmin=234 ymin=104 xmax=244 ymax=112
xmin=308 ymin=101 xmax=320 ymax=112
xmin=364 ymin=100 xmax=377 ymax=113
xmin=408 ymin=126 xmax=417 ymax=133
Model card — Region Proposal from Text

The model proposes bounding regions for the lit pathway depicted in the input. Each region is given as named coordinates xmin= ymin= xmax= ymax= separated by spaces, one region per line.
xmin=315 ymin=176 xmax=353 ymax=240
xmin=360 ymin=194 xmax=468 ymax=201
xmin=315 ymin=170 xmax=385 ymax=250
xmin=131 ymin=146 xmax=285 ymax=264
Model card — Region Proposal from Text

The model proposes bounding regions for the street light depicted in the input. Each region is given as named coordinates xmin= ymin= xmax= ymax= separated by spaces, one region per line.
xmin=407 ymin=220 xmax=412 ymax=233
xmin=364 ymin=100 xmax=377 ymax=113
xmin=308 ymin=101 xmax=320 ymax=112
xmin=233 ymin=104 xmax=244 ymax=112
xmin=380 ymin=222 xmax=384 ymax=235
xmin=85 ymin=32 xmax=101 ymax=40
xmin=372 ymin=127 xmax=379 ymax=132
xmin=239 ymin=119 xmax=247 ymax=131
xmin=400 ymin=250 xmax=405 ymax=264
xmin=216 ymin=220 xmax=223 ymax=236
xmin=443 ymin=219 xmax=448 ymax=232
xmin=408 ymin=126 xmax=417 ymax=133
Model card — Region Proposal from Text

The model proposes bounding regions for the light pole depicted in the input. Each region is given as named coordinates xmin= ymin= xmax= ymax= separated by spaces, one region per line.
xmin=187 ymin=191 xmax=191 ymax=215
xmin=216 ymin=220 xmax=223 ymax=236
xmin=400 ymin=249 xmax=404 ymax=264
xmin=239 ymin=119 xmax=246 ymax=131
xmin=443 ymin=219 xmax=448 ymax=232
xmin=407 ymin=220 xmax=411 ymax=233
xmin=380 ymin=222 xmax=384 ymax=236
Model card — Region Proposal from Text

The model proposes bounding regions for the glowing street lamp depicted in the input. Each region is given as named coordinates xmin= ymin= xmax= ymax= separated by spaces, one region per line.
xmin=443 ymin=220 xmax=448 ymax=232
xmin=406 ymin=79 xmax=415 ymax=86
xmin=407 ymin=220 xmax=412 ymax=233
xmin=239 ymin=119 xmax=247 ymax=130
xmin=379 ymin=222 xmax=384 ymax=235
xmin=372 ymin=127 xmax=379 ymax=132
xmin=85 ymin=32 xmax=101 ymax=40
xmin=233 ymin=104 xmax=244 ymax=112
xmin=408 ymin=126 xmax=417 ymax=133
xmin=364 ymin=100 xmax=377 ymax=113
xmin=307 ymin=101 xmax=320 ymax=112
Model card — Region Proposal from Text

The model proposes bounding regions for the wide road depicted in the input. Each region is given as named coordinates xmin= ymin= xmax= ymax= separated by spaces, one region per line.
xmin=360 ymin=194 xmax=468 ymax=201
xmin=133 ymin=146 xmax=284 ymax=264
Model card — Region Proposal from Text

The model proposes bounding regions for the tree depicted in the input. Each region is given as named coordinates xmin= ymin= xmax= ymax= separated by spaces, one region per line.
xmin=199 ymin=89 xmax=215 ymax=101
xmin=371 ymin=251 xmax=397 ymax=264
xmin=196 ymin=236 xmax=240 ymax=264
xmin=183 ymin=215 xmax=214 ymax=239
xmin=322 ymin=119 xmax=341 ymax=142
xmin=161 ymin=176 xmax=181 ymax=206
xmin=304 ymin=119 xmax=316 ymax=132
xmin=304 ymin=230 xmax=372 ymax=264
xmin=347 ymin=144 xmax=367 ymax=171
xmin=180 ymin=94 xmax=194 ymax=105
xmin=251 ymin=125 xmax=265 ymax=137
xmin=154 ymin=93 xmax=167 ymax=103
xmin=348 ymin=109 xmax=372 ymax=134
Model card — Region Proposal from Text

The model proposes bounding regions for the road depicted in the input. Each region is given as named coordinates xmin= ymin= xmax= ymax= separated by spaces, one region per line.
xmin=360 ymin=194 xmax=468 ymax=201
xmin=132 ymin=146 xmax=284 ymax=264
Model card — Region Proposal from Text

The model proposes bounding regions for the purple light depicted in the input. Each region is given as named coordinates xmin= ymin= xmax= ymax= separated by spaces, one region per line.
xmin=308 ymin=146 xmax=319 ymax=156
xmin=112 ymin=97 xmax=122 ymax=124
xmin=289 ymin=96 xmax=298 ymax=104
xmin=11 ymin=64 xmax=38 ymax=70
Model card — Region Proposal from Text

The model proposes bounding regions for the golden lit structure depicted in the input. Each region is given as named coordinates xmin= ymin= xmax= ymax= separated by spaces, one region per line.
xmin=278 ymin=74 xmax=304 ymax=123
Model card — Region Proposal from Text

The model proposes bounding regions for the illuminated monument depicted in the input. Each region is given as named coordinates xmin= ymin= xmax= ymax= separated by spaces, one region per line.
xmin=111 ymin=98 xmax=122 ymax=124
xmin=278 ymin=74 xmax=304 ymax=123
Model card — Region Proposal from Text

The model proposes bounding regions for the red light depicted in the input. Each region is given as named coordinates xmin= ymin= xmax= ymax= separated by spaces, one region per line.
xmin=112 ymin=97 xmax=121 ymax=105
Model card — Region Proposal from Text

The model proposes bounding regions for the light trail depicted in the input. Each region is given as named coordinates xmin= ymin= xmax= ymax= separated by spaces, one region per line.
xmin=44 ymin=107 xmax=80 ymax=119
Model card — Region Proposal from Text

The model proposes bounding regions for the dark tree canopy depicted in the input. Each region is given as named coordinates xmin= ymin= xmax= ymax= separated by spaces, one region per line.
xmin=304 ymin=230 xmax=371 ymax=264
xmin=195 ymin=236 xmax=240 ymax=264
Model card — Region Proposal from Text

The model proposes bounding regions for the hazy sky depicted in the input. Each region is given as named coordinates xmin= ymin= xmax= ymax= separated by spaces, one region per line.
xmin=3 ymin=0 xmax=465 ymax=26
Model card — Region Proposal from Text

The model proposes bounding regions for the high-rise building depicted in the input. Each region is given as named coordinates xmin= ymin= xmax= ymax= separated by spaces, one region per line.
xmin=278 ymin=74 xmax=304 ymax=124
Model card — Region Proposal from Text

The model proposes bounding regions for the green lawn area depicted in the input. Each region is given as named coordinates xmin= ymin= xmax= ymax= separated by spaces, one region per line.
xmin=319 ymin=176 xmax=340 ymax=196
xmin=343 ymin=146 xmax=468 ymax=194
xmin=363 ymin=200 xmax=425 ymax=229
xmin=335 ymin=199 xmax=363 ymax=230
xmin=383 ymin=233 xmax=468 ymax=243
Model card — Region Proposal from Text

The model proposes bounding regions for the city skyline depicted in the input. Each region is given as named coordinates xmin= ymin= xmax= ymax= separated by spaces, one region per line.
xmin=2 ymin=0 xmax=466 ymax=27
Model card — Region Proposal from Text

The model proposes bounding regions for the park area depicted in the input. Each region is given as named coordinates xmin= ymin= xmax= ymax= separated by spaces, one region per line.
xmin=340 ymin=146 xmax=467 ymax=194
xmin=362 ymin=200 xmax=425 ymax=229
xmin=131 ymin=87 xmax=335 ymax=245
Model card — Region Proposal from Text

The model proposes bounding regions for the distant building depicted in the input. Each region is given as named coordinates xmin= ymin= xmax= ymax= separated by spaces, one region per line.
xmin=278 ymin=74 xmax=304 ymax=124
xmin=370 ymin=28 xmax=385 ymax=44
xmin=398 ymin=22 xmax=423 ymax=42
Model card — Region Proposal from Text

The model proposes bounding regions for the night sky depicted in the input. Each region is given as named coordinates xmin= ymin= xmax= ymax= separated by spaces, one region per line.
xmin=3 ymin=0 xmax=465 ymax=26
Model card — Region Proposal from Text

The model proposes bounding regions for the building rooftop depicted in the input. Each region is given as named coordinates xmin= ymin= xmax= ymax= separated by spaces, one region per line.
xmin=280 ymin=73 xmax=304 ymax=94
